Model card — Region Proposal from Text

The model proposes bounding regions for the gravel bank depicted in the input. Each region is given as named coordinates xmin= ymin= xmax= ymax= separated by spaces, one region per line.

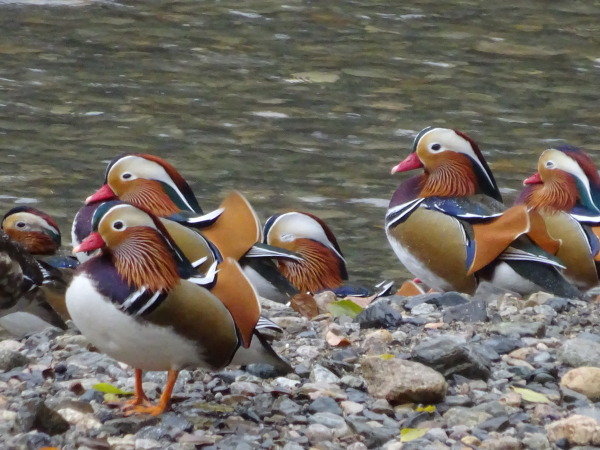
xmin=1 ymin=286 xmax=600 ymax=449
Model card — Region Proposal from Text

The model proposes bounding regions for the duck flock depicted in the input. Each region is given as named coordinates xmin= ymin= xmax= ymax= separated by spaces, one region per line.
xmin=0 ymin=125 xmax=597 ymax=416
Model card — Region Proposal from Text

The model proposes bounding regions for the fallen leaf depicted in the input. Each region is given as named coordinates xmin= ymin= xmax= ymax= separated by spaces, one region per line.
xmin=327 ymin=299 xmax=364 ymax=318
xmin=290 ymin=293 xmax=319 ymax=319
xmin=396 ymin=280 xmax=426 ymax=296
xmin=400 ymin=428 xmax=428 ymax=442
xmin=103 ymin=393 xmax=121 ymax=403
xmin=343 ymin=295 xmax=376 ymax=308
xmin=424 ymin=322 xmax=445 ymax=329
xmin=415 ymin=405 xmax=436 ymax=413
xmin=92 ymin=383 xmax=133 ymax=396
xmin=371 ymin=353 xmax=395 ymax=360
xmin=326 ymin=330 xmax=351 ymax=347
xmin=511 ymin=386 xmax=551 ymax=403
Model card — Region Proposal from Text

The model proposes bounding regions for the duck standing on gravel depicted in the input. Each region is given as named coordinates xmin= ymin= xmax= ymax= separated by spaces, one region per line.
xmin=0 ymin=206 xmax=73 ymax=337
xmin=516 ymin=145 xmax=600 ymax=291
xmin=385 ymin=126 xmax=581 ymax=298
xmin=79 ymin=153 xmax=301 ymax=303
xmin=67 ymin=201 xmax=291 ymax=416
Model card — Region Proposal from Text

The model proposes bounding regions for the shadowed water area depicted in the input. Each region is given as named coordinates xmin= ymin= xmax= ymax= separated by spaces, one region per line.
xmin=0 ymin=1 xmax=599 ymax=286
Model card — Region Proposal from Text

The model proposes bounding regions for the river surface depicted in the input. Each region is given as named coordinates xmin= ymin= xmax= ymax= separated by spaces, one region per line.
xmin=0 ymin=1 xmax=599 ymax=287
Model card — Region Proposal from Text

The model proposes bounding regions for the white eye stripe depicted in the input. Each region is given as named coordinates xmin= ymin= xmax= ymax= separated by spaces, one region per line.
xmin=545 ymin=160 xmax=555 ymax=169
xmin=281 ymin=233 xmax=295 ymax=242
xmin=110 ymin=155 xmax=197 ymax=212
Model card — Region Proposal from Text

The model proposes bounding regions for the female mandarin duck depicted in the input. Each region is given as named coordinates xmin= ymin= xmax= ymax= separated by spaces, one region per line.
xmin=385 ymin=126 xmax=581 ymax=298
xmin=263 ymin=212 xmax=348 ymax=293
xmin=0 ymin=207 xmax=71 ymax=336
xmin=516 ymin=145 xmax=600 ymax=290
xmin=67 ymin=201 xmax=291 ymax=416
xmin=81 ymin=153 xmax=300 ymax=302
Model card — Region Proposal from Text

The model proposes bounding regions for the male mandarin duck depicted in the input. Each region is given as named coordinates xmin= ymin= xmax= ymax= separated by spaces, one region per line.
xmin=0 ymin=207 xmax=72 ymax=336
xmin=385 ymin=126 xmax=581 ymax=298
xmin=263 ymin=211 xmax=348 ymax=293
xmin=81 ymin=153 xmax=300 ymax=302
xmin=516 ymin=145 xmax=600 ymax=290
xmin=73 ymin=199 xmax=221 ymax=275
xmin=66 ymin=201 xmax=291 ymax=416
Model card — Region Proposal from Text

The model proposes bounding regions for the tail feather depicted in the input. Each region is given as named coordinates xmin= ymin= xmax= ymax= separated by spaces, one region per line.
xmin=230 ymin=331 xmax=292 ymax=374
xmin=507 ymin=260 xmax=582 ymax=299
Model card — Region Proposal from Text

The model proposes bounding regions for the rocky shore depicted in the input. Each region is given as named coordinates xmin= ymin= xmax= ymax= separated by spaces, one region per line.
xmin=1 ymin=286 xmax=600 ymax=449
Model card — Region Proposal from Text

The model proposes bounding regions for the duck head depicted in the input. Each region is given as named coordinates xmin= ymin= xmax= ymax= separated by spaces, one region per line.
xmin=391 ymin=127 xmax=502 ymax=201
xmin=2 ymin=206 xmax=61 ymax=255
xmin=74 ymin=201 xmax=194 ymax=292
xmin=523 ymin=145 xmax=600 ymax=213
xmin=86 ymin=154 xmax=203 ymax=217
xmin=263 ymin=211 xmax=347 ymax=293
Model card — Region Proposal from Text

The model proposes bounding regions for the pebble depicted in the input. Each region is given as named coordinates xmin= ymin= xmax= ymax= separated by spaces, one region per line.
xmin=546 ymin=414 xmax=600 ymax=446
xmin=490 ymin=322 xmax=546 ymax=338
xmin=522 ymin=432 xmax=551 ymax=450
xmin=480 ymin=435 xmax=521 ymax=449
xmin=341 ymin=400 xmax=364 ymax=415
xmin=412 ymin=335 xmax=492 ymax=379
xmin=0 ymin=349 xmax=30 ymax=372
xmin=308 ymin=397 xmax=342 ymax=415
xmin=304 ymin=422 xmax=333 ymax=444
xmin=559 ymin=338 xmax=600 ymax=367
xmin=443 ymin=298 xmax=488 ymax=323
xmin=310 ymin=364 xmax=340 ymax=384
xmin=410 ymin=303 xmax=436 ymax=316
xmin=560 ymin=367 xmax=600 ymax=401
xmin=360 ymin=357 xmax=447 ymax=404
xmin=444 ymin=407 xmax=493 ymax=428
xmin=0 ymin=286 xmax=598 ymax=448
xmin=308 ymin=412 xmax=351 ymax=437
xmin=355 ymin=302 xmax=402 ymax=329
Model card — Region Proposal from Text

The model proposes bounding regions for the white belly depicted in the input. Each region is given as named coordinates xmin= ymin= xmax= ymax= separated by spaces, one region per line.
xmin=486 ymin=262 xmax=538 ymax=295
xmin=66 ymin=274 xmax=206 ymax=371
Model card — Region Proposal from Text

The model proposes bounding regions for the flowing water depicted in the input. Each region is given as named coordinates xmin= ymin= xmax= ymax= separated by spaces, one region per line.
xmin=0 ymin=0 xmax=599 ymax=287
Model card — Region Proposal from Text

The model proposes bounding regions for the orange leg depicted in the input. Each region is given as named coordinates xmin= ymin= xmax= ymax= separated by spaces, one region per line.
xmin=124 ymin=370 xmax=179 ymax=416
xmin=121 ymin=368 xmax=151 ymax=411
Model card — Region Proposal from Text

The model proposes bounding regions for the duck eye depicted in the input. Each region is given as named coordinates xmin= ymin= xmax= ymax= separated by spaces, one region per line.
xmin=545 ymin=161 xmax=555 ymax=169
xmin=16 ymin=221 xmax=26 ymax=228
xmin=113 ymin=221 xmax=125 ymax=231
xmin=281 ymin=233 xmax=295 ymax=242
xmin=122 ymin=172 xmax=132 ymax=180
xmin=430 ymin=143 xmax=442 ymax=152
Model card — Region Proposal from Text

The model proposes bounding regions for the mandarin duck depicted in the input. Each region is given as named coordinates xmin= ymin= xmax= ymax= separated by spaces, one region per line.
xmin=516 ymin=145 xmax=600 ymax=290
xmin=0 ymin=207 xmax=72 ymax=336
xmin=263 ymin=211 xmax=348 ymax=293
xmin=385 ymin=126 xmax=581 ymax=298
xmin=67 ymin=201 xmax=291 ymax=416
xmin=82 ymin=153 xmax=301 ymax=302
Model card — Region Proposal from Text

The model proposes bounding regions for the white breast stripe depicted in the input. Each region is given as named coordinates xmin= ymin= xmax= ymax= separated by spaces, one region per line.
xmin=186 ymin=208 xmax=224 ymax=224
xmin=385 ymin=198 xmax=424 ymax=230
xmin=571 ymin=213 xmax=600 ymax=224
xmin=134 ymin=290 xmax=163 ymax=316
xmin=188 ymin=261 xmax=219 ymax=286
xmin=191 ymin=256 xmax=208 ymax=268
xmin=120 ymin=287 xmax=147 ymax=311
